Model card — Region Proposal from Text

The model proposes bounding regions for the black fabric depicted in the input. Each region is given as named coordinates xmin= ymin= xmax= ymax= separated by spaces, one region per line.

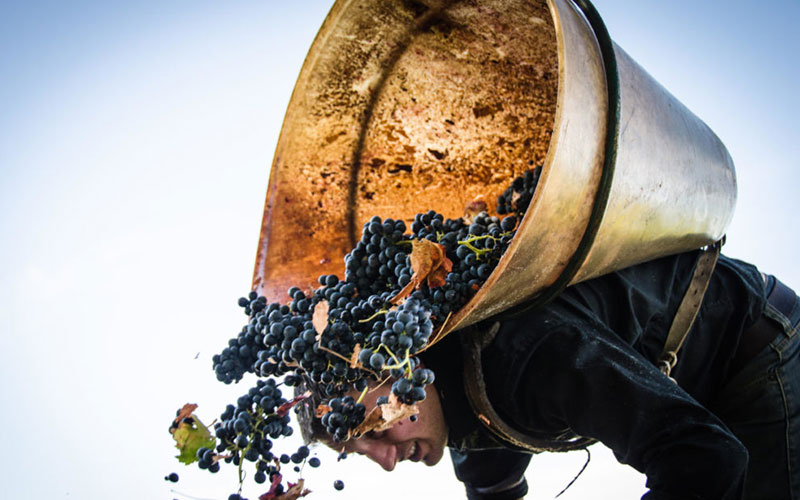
xmin=450 ymin=448 xmax=531 ymax=500
xmin=421 ymin=251 xmax=768 ymax=500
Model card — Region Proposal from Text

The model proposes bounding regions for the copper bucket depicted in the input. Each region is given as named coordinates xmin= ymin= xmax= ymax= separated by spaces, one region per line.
xmin=252 ymin=0 xmax=736 ymax=336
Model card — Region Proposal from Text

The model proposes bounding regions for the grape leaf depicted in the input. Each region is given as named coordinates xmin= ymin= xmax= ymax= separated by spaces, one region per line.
xmin=463 ymin=197 xmax=487 ymax=225
xmin=277 ymin=480 xmax=310 ymax=500
xmin=353 ymin=393 xmax=419 ymax=436
xmin=259 ymin=473 xmax=283 ymax=500
xmin=276 ymin=391 xmax=311 ymax=417
xmin=260 ymin=477 xmax=311 ymax=500
xmin=380 ymin=393 xmax=420 ymax=424
xmin=170 ymin=405 xmax=215 ymax=465
xmin=312 ymin=300 xmax=329 ymax=338
xmin=173 ymin=403 xmax=198 ymax=426
xmin=425 ymin=242 xmax=453 ymax=289
xmin=391 ymin=279 xmax=415 ymax=305
xmin=390 ymin=239 xmax=453 ymax=304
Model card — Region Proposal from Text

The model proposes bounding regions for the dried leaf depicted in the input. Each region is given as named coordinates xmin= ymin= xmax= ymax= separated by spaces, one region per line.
xmin=316 ymin=404 xmax=332 ymax=418
xmin=390 ymin=239 xmax=453 ymax=304
xmin=380 ymin=393 xmax=419 ymax=424
xmin=352 ymin=405 xmax=384 ymax=436
xmin=259 ymin=473 xmax=284 ymax=500
xmin=349 ymin=344 xmax=362 ymax=369
xmin=463 ymin=197 xmax=487 ymax=225
xmin=275 ymin=480 xmax=311 ymax=500
xmin=390 ymin=277 xmax=418 ymax=305
xmin=276 ymin=391 xmax=311 ymax=417
xmin=353 ymin=393 xmax=419 ymax=436
xmin=409 ymin=239 xmax=436 ymax=279
xmin=172 ymin=403 xmax=198 ymax=426
xmin=510 ymin=190 xmax=521 ymax=211
xmin=426 ymin=243 xmax=453 ymax=289
xmin=312 ymin=300 xmax=329 ymax=338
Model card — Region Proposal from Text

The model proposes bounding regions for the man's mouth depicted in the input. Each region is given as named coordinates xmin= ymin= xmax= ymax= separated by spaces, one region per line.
xmin=407 ymin=441 xmax=417 ymax=461
xmin=407 ymin=441 xmax=423 ymax=462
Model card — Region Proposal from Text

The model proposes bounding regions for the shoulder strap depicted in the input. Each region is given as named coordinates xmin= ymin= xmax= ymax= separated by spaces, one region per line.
xmin=461 ymin=322 xmax=595 ymax=453
xmin=461 ymin=241 xmax=723 ymax=450
xmin=658 ymin=239 xmax=723 ymax=378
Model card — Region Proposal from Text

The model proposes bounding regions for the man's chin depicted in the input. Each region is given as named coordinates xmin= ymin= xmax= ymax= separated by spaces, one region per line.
xmin=423 ymin=448 xmax=444 ymax=466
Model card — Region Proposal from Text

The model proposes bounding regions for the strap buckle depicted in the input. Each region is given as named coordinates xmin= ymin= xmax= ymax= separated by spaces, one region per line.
xmin=658 ymin=351 xmax=678 ymax=382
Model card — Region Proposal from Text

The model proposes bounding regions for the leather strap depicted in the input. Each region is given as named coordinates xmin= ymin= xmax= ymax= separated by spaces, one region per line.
xmin=462 ymin=322 xmax=595 ymax=453
xmin=461 ymin=240 xmax=723 ymax=451
xmin=658 ymin=239 xmax=723 ymax=378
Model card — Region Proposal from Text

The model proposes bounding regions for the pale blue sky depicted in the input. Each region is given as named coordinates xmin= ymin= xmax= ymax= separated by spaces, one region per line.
xmin=1 ymin=1 xmax=797 ymax=499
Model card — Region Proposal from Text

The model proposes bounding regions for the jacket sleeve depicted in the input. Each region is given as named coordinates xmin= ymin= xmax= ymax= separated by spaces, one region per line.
xmin=449 ymin=447 xmax=532 ymax=500
xmin=486 ymin=318 xmax=748 ymax=500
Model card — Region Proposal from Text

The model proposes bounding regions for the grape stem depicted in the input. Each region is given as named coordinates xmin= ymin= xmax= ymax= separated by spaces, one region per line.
xmin=379 ymin=344 xmax=413 ymax=379
xmin=356 ymin=386 xmax=369 ymax=404
xmin=320 ymin=344 xmax=382 ymax=378
xmin=457 ymin=232 xmax=513 ymax=259
xmin=358 ymin=308 xmax=389 ymax=323
xmin=368 ymin=374 xmax=393 ymax=393
xmin=317 ymin=345 xmax=352 ymax=364
xmin=375 ymin=343 xmax=406 ymax=367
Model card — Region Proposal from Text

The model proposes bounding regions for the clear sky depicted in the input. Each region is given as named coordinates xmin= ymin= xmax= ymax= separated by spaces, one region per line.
xmin=1 ymin=1 xmax=797 ymax=499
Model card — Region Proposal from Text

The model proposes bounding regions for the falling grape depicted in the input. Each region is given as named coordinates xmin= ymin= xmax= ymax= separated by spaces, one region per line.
xmin=172 ymin=169 xmax=541 ymax=497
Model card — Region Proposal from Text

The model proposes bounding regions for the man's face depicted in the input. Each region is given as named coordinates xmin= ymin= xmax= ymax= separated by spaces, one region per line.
xmin=336 ymin=379 xmax=448 ymax=471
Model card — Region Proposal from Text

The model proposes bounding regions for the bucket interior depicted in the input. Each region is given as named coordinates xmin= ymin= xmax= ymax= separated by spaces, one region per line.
xmin=254 ymin=0 xmax=559 ymax=304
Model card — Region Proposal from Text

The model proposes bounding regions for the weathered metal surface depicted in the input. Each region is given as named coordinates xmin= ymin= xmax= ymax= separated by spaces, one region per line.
xmin=253 ymin=0 xmax=560 ymax=304
xmin=253 ymin=0 xmax=736 ymax=337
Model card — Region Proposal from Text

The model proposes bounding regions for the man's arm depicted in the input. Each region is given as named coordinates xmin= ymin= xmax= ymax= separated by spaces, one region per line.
xmin=449 ymin=447 xmax=532 ymax=500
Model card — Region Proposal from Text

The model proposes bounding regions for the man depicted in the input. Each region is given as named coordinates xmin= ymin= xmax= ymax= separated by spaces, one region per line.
xmin=309 ymin=249 xmax=799 ymax=500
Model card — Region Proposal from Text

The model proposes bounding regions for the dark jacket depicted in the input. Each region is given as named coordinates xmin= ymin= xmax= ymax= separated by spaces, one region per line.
xmin=422 ymin=251 xmax=768 ymax=500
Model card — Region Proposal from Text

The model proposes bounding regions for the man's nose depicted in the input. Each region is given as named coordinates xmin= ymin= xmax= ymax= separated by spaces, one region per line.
xmin=353 ymin=440 xmax=397 ymax=471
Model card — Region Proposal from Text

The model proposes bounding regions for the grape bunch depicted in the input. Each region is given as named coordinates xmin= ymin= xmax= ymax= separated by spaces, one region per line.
xmin=497 ymin=165 xmax=542 ymax=216
xmin=177 ymin=169 xmax=541 ymax=498
xmin=198 ymin=379 xmax=293 ymax=470
xmin=320 ymin=395 xmax=366 ymax=443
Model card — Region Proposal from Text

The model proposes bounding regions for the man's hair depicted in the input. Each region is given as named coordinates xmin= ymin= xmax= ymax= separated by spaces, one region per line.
xmin=294 ymin=374 xmax=331 ymax=446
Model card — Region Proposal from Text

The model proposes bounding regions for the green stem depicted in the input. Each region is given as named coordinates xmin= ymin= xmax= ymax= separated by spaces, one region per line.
xmin=383 ymin=349 xmax=412 ymax=376
xmin=376 ymin=343 xmax=401 ymax=365
xmin=356 ymin=386 xmax=369 ymax=404
xmin=458 ymin=231 xmax=513 ymax=260
xmin=358 ymin=308 xmax=388 ymax=323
